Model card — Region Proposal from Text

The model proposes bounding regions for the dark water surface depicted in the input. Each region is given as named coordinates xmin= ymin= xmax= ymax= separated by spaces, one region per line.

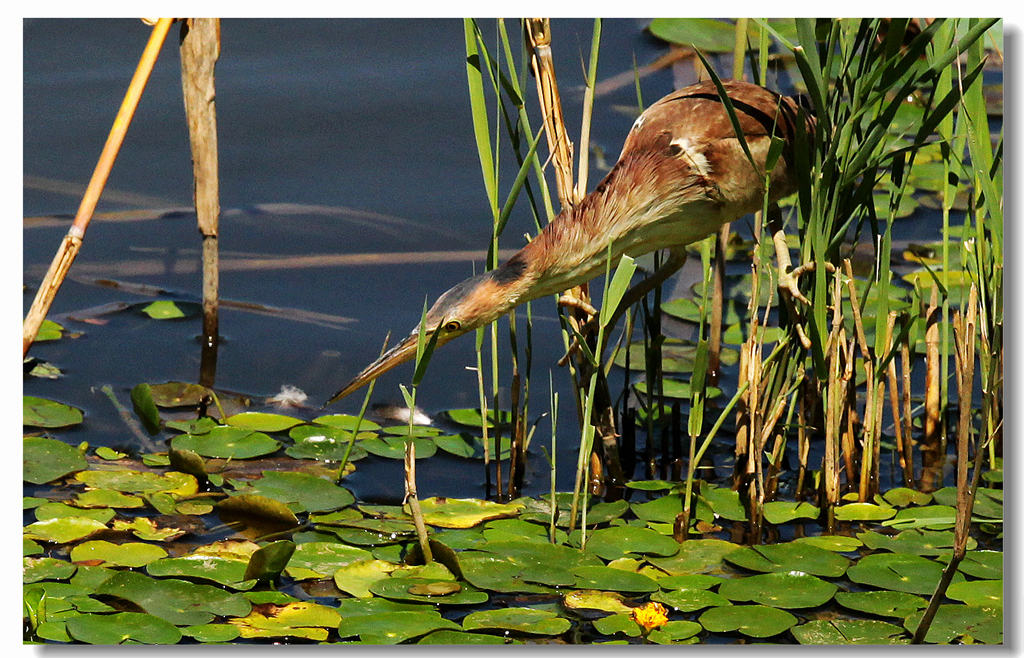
xmin=24 ymin=18 xmax=680 ymax=501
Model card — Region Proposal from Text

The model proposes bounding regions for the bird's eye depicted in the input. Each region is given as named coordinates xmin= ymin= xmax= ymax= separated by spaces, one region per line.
xmin=444 ymin=320 xmax=462 ymax=332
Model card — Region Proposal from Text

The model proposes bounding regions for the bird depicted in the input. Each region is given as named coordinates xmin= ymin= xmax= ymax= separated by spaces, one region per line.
xmin=327 ymin=79 xmax=814 ymax=406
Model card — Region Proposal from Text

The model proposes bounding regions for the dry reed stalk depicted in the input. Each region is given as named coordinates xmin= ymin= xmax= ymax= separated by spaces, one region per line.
xmin=733 ymin=341 xmax=751 ymax=487
xmin=900 ymin=333 xmax=916 ymax=486
xmin=913 ymin=285 xmax=979 ymax=643
xmin=883 ymin=311 xmax=913 ymax=486
xmin=842 ymin=261 xmax=878 ymax=501
xmin=922 ymin=284 xmax=942 ymax=491
xmin=404 ymin=440 xmax=433 ymax=563
xmin=823 ymin=270 xmax=845 ymax=519
xmin=795 ymin=381 xmax=810 ymax=500
xmin=23 ymin=18 xmax=174 ymax=356
xmin=179 ymin=18 xmax=222 ymax=387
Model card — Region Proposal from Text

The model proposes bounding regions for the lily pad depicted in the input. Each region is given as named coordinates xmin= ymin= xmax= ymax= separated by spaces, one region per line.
xmin=585 ymin=525 xmax=680 ymax=561
xmin=647 ymin=538 xmax=740 ymax=574
xmin=857 ymin=529 xmax=976 ymax=556
xmin=338 ymin=609 xmax=460 ymax=644
xmin=35 ymin=501 xmax=114 ymax=524
xmin=432 ymin=433 xmax=477 ymax=458
xmin=846 ymin=553 xmax=964 ymax=595
xmin=218 ymin=493 xmax=300 ymax=525
xmin=24 ymin=556 xmax=76 ymax=583
xmin=146 ymin=555 xmax=256 ymax=590
xmin=111 ymin=516 xmax=187 ymax=542
xmin=947 ymin=579 xmax=1002 ymax=608
xmin=462 ymin=607 xmax=571 ymax=636
xmin=96 ymin=570 xmax=251 ymax=625
xmin=23 ymin=437 xmax=87 ymax=484
xmin=882 ymin=505 xmax=957 ymax=530
xmin=35 ymin=318 xmax=65 ymax=341
xmin=65 ymin=611 xmax=182 ymax=645
xmin=74 ymin=489 xmax=144 ymax=509
xmin=224 ymin=411 xmax=303 ymax=432
xmin=311 ymin=413 xmax=381 ymax=432
xmin=418 ymin=630 xmax=510 ymax=644
xmin=882 ymin=487 xmax=933 ymax=507
xmin=371 ymin=576 xmax=488 ymax=605
xmin=834 ymin=502 xmax=896 ymax=521
xmin=181 ymin=624 xmax=241 ymax=643
xmin=725 ymin=541 xmax=850 ymax=577
xmin=444 ymin=407 xmax=512 ymax=429
xmin=834 ymin=590 xmax=927 ymax=618
xmin=653 ymin=587 xmax=730 ymax=612
xmin=792 ymin=619 xmax=908 ymax=644
xmin=792 ymin=535 xmax=863 ymax=552
xmin=592 ymin=612 xmax=641 ymax=638
xmin=285 ymin=541 xmax=373 ymax=580
xmin=957 ymin=550 xmax=1002 ymax=579
xmin=700 ymin=482 xmax=747 ymax=521
xmin=631 ymin=493 xmax=684 ymax=523
xmin=657 ymin=574 xmax=723 ymax=590
xmin=763 ymin=501 xmax=819 ymax=524
xmin=459 ymin=553 xmax=562 ymax=593
xmin=699 ymin=604 xmax=797 ymax=638
xmin=334 ymin=559 xmax=400 ymax=598
xmin=149 ymin=382 xmax=212 ymax=408
xmin=171 ymin=426 xmax=280 ymax=459
xmin=286 ymin=425 xmax=370 ymax=462
xmin=360 ymin=435 xmax=436 ymax=460
xmin=141 ymin=300 xmax=192 ymax=319
xmin=75 ymin=470 xmax=198 ymax=497
xmin=24 ymin=517 xmax=107 ymax=544
xmin=416 ymin=497 xmax=523 ymax=528
xmin=69 ymin=540 xmax=167 ymax=568
xmin=228 ymin=471 xmax=354 ymax=513
xmin=904 ymin=604 xmax=1001 ymax=644
xmin=718 ymin=571 xmax=837 ymax=608
xmin=573 ymin=565 xmax=659 ymax=593
xmin=563 ymin=590 xmax=633 ymax=614
xmin=229 ymin=601 xmax=341 ymax=641
xmin=647 ymin=620 xmax=703 ymax=644
xmin=633 ymin=377 xmax=722 ymax=400
xmin=24 ymin=396 xmax=83 ymax=428
xmin=243 ymin=540 xmax=296 ymax=582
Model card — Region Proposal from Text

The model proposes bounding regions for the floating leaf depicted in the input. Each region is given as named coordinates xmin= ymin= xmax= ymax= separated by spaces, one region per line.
xmin=646 ymin=538 xmax=740 ymax=575
xmin=66 ymin=611 xmax=182 ymax=644
xmin=219 ymin=493 xmax=300 ymax=525
xmin=792 ymin=619 xmax=908 ymax=644
xmin=792 ymin=535 xmax=863 ymax=552
xmin=763 ymin=501 xmax=819 ymax=524
xmin=333 ymin=559 xmax=400 ymax=598
xmin=24 ymin=396 xmax=83 ymax=428
xmin=23 ymin=436 xmax=87 ymax=484
xmin=285 ymin=541 xmax=373 ymax=580
xmin=459 ymin=554 xmax=559 ymax=594
xmin=140 ymin=300 xmax=193 ymax=319
xmin=75 ymin=470 xmax=197 ymax=497
xmin=96 ymin=570 xmax=251 ymax=626
xmin=563 ymin=590 xmax=633 ymax=614
xmin=700 ymin=482 xmax=747 ymax=521
xmin=171 ymin=426 xmax=280 ymax=459
xmin=370 ymin=576 xmax=488 ymax=605
xmin=224 ymin=411 xmax=303 ymax=432
xmin=24 ymin=556 xmax=76 ymax=583
xmin=433 ymin=434 xmax=476 ymax=458
xmin=573 ymin=565 xmax=659 ymax=593
xmin=418 ymin=630 xmax=510 ymax=644
xmin=181 ymin=624 xmax=240 ymax=643
xmin=725 ymin=541 xmax=850 ymax=577
xmin=834 ymin=590 xmax=926 ymax=618
xmin=360 ymin=435 xmax=436 ymax=460
xmin=585 ymin=526 xmax=680 ymax=561
xmin=338 ymin=609 xmax=459 ymax=644
xmin=286 ymin=426 xmax=369 ymax=462
xmin=846 ymin=553 xmax=964 ymax=595
xmin=311 ymin=413 xmax=381 ymax=432
xmin=857 ymin=529 xmax=975 ymax=556
xmin=445 ymin=408 xmax=512 ymax=429
xmin=229 ymin=601 xmax=341 ymax=641
xmin=718 ymin=571 xmax=837 ymax=608
xmin=244 ymin=540 xmax=296 ymax=582
xmin=653 ymin=587 xmax=730 ymax=613
xmin=149 ymin=382 xmax=211 ymax=408
xmin=146 ymin=555 xmax=255 ymax=590
xmin=957 ymin=551 xmax=1002 ymax=580
xmin=904 ymin=604 xmax=1001 ymax=644
xmin=111 ymin=517 xmax=187 ymax=542
xmin=834 ymin=502 xmax=896 ymax=521
xmin=699 ymin=604 xmax=797 ymax=638
xmin=462 ymin=607 xmax=570 ymax=636
xmin=416 ymin=497 xmax=523 ymax=528
xmin=228 ymin=471 xmax=354 ymax=513
xmin=70 ymin=540 xmax=167 ymax=567
xmin=633 ymin=377 xmax=722 ymax=400
xmin=882 ymin=487 xmax=933 ymax=507
xmin=35 ymin=318 xmax=65 ymax=341
xmin=947 ymin=580 xmax=1002 ymax=608
xmin=35 ymin=501 xmax=114 ymax=524
xmin=882 ymin=505 xmax=957 ymax=530
xmin=24 ymin=517 xmax=107 ymax=544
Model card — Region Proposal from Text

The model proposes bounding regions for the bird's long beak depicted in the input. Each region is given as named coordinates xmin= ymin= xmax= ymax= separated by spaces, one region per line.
xmin=324 ymin=331 xmax=420 ymax=407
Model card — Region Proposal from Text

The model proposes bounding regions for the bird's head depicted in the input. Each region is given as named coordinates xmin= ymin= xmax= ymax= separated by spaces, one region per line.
xmin=325 ymin=260 xmax=530 ymax=405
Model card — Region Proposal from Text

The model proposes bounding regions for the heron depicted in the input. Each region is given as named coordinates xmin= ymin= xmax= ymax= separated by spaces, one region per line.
xmin=327 ymin=79 xmax=814 ymax=406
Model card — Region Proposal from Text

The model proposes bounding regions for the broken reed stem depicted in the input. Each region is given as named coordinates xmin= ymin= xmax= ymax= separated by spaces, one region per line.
xmin=822 ymin=269 xmax=844 ymax=522
xmin=922 ymin=284 xmax=942 ymax=491
xmin=23 ymin=18 xmax=174 ymax=356
xmin=913 ymin=285 xmax=978 ymax=644
xmin=883 ymin=311 xmax=912 ymax=486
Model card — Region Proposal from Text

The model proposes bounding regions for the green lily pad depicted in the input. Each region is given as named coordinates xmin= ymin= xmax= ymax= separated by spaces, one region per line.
xmin=792 ymin=619 xmax=908 ymax=644
xmin=311 ymin=413 xmax=381 ymax=432
xmin=418 ymin=630 xmax=510 ymax=644
xmin=181 ymin=624 xmax=241 ymax=643
xmin=947 ymin=579 xmax=1002 ymax=608
xmin=653 ymin=587 xmax=730 ymax=612
xmin=286 ymin=425 xmax=370 ymax=461
xmin=96 ymin=570 xmax=251 ymax=626
xmin=633 ymin=377 xmax=722 ymax=400
xmin=585 ymin=525 xmax=680 ymax=561
xmin=957 ymin=550 xmax=1002 ymax=579
xmin=846 ymin=553 xmax=964 ymax=595
xmin=613 ymin=338 xmax=738 ymax=374
xmin=834 ymin=590 xmax=927 ymax=618
xmin=333 ymin=560 xmax=400 ymax=597
xmin=371 ymin=576 xmax=488 ymax=605
xmin=148 ymin=382 xmax=212 ymax=408
xmin=338 ymin=609 xmax=460 ymax=644
xmin=462 ymin=607 xmax=571 ymax=636
xmin=24 ymin=538 xmax=42 ymax=557
xmin=416 ymin=497 xmax=523 ymax=528
xmin=592 ymin=612 xmax=641 ymax=637
xmin=700 ymin=482 xmax=747 ymax=521
xmin=24 ymin=396 xmax=83 ymax=428
xmin=229 ymin=601 xmax=341 ymax=641
xmin=141 ymin=300 xmax=193 ymax=319
xmin=146 ymin=555 xmax=255 ymax=590
xmin=699 ymin=604 xmax=797 ymax=638
xmin=725 ymin=541 xmax=850 ymax=577
xmin=562 ymin=589 xmax=633 ymax=614
xmin=24 ymin=517 xmax=107 ymax=544
xmin=459 ymin=553 xmax=562 ymax=593
xmin=904 ymin=604 xmax=1001 ymax=644
xmin=74 ymin=489 xmax=145 ymax=508
xmin=858 ymin=529 xmax=976 ymax=555
xmin=35 ymin=501 xmax=115 ymax=524
xmin=243 ymin=540 xmax=295 ymax=582
xmin=224 ymin=411 xmax=303 ymax=432
xmin=792 ymin=535 xmax=863 ymax=552
xmin=656 ymin=573 xmax=723 ymax=590
xmin=718 ymin=571 xmax=837 ymax=608
xmin=631 ymin=493 xmax=684 ymax=523
xmin=65 ymin=611 xmax=182 ymax=644
xmin=24 ymin=556 xmax=76 ymax=583
xmin=35 ymin=318 xmax=65 ymax=341
xmin=626 ymin=480 xmax=676 ymax=491
xmin=763 ymin=501 xmax=819 ymax=524
xmin=228 ymin=471 xmax=354 ymax=513
xmin=573 ymin=565 xmax=659 ymax=593
xmin=218 ymin=493 xmax=301 ymax=525
xmin=75 ymin=470 xmax=198 ymax=497
xmin=171 ymin=426 xmax=280 ymax=459
xmin=882 ymin=505 xmax=957 ymax=530
xmin=69 ymin=540 xmax=167 ymax=568
xmin=444 ymin=407 xmax=512 ymax=429
xmin=834 ymin=502 xmax=896 ymax=521
xmin=95 ymin=446 xmax=127 ymax=460
xmin=647 ymin=538 xmax=740 ymax=574
xmin=284 ymin=541 xmax=373 ymax=580
xmin=882 ymin=487 xmax=933 ymax=507
xmin=360 ymin=435 xmax=436 ymax=460
xmin=483 ymin=518 xmax=555 ymax=543
xmin=23 ymin=436 xmax=87 ymax=484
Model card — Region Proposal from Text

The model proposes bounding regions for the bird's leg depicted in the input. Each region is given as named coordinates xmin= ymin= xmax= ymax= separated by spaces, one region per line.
xmin=558 ymin=247 xmax=687 ymax=366
xmin=767 ymin=205 xmax=834 ymax=349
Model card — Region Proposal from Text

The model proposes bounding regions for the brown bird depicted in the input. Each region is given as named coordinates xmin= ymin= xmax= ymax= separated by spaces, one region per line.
xmin=327 ymin=79 xmax=813 ymax=405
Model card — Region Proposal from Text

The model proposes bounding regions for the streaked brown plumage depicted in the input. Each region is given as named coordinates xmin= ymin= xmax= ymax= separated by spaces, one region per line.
xmin=327 ymin=80 xmax=813 ymax=405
